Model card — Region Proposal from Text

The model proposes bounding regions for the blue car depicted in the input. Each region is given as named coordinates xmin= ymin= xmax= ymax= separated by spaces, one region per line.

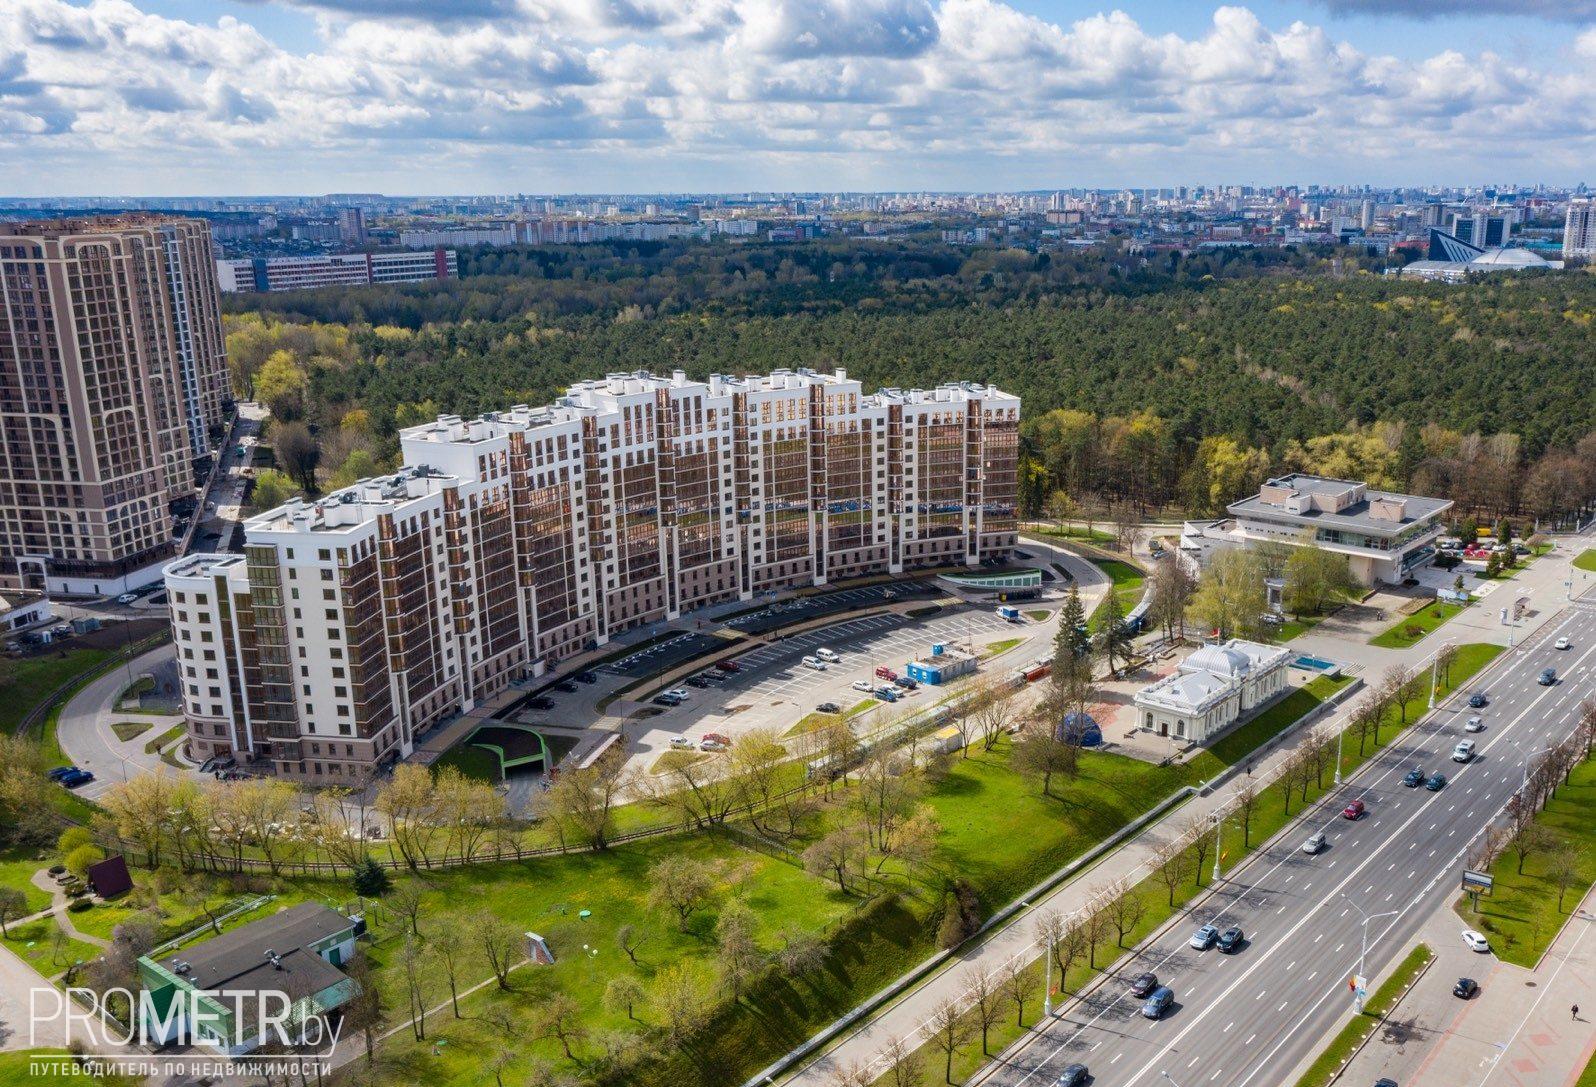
xmin=1403 ymin=767 xmax=1426 ymax=788
xmin=47 ymin=766 xmax=80 ymax=782
xmin=59 ymin=769 xmax=95 ymax=789
xmin=1468 ymin=691 xmax=1488 ymax=708
xmin=1141 ymin=986 xmax=1175 ymax=1019
xmin=1538 ymin=668 xmax=1556 ymax=686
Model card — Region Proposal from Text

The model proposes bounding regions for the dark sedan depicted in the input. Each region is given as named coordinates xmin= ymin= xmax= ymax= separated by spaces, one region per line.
xmin=1402 ymin=767 xmax=1426 ymax=787
xmin=1217 ymin=926 xmax=1245 ymax=953
xmin=1425 ymin=774 xmax=1448 ymax=792
xmin=1055 ymin=1064 xmax=1089 ymax=1087
xmin=1128 ymin=971 xmax=1158 ymax=998
xmin=1453 ymin=977 xmax=1479 ymax=999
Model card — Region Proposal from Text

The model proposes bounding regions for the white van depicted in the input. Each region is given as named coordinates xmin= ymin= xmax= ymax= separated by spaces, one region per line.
xmin=816 ymin=647 xmax=840 ymax=663
xmin=802 ymin=655 xmax=828 ymax=671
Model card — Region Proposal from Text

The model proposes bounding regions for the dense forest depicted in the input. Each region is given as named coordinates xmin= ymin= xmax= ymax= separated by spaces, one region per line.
xmin=224 ymin=238 xmax=1596 ymax=522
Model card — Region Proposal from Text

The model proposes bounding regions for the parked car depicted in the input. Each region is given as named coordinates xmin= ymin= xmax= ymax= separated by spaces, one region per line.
xmin=554 ymin=680 xmax=578 ymax=693
xmin=1141 ymin=986 xmax=1174 ymax=1020
xmin=816 ymin=648 xmax=840 ymax=662
xmin=685 ymin=677 xmax=710 ymax=688
xmin=1189 ymin=924 xmax=1218 ymax=950
xmin=47 ymin=766 xmax=81 ymax=782
xmin=116 ymin=592 xmax=139 ymax=604
xmin=875 ymin=687 xmax=899 ymax=703
xmin=59 ymin=769 xmax=94 ymax=788
xmin=669 ymin=736 xmax=694 ymax=750
xmin=1554 ymin=636 xmax=1571 ymax=651
xmin=665 ymin=688 xmax=689 ymax=700
xmin=573 ymin=671 xmax=598 ymax=684
xmin=1464 ymin=716 xmax=1485 ymax=733
xmin=1425 ymin=774 xmax=1448 ymax=792
xmin=1462 ymin=929 xmax=1491 ymax=953
xmin=1402 ymin=767 xmax=1426 ymax=788
xmin=802 ymin=656 xmax=828 ymax=671
xmin=699 ymin=739 xmax=726 ymax=752
xmin=526 ymin=696 xmax=555 ymax=711
xmin=875 ymin=666 xmax=897 ymax=681
xmin=1217 ymin=927 xmax=1244 ymax=953
xmin=852 ymin=679 xmax=875 ymax=692
xmin=652 ymin=694 xmax=681 ymax=707
xmin=1128 ymin=971 xmax=1158 ymax=998
xmin=815 ymin=701 xmax=841 ymax=714
xmin=1452 ymin=740 xmax=1476 ymax=763
xmin=1302 ymin=831 xmax=1327 ymax=854
xmin=1468 ymin=691 xmax=1488 ymax=708
xmin=715 ymin=660 xmax=742 ymax=672
xmin=1055 ymin=1064 xmax=1089 ymax=1087
xmin=1453 ymin=977 xmax=1479 ymax=999
xmin=1538 ymin=668 xmax=1557 ymax=686
xmin=1342 ymin=799 xmax=1366 ymax=820
xmin=892 ymin=676 xmax=918 ymax=690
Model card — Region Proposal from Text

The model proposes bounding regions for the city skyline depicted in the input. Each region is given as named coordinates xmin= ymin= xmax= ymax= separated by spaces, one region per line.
xmin=1 ymin=1 xmax=1592 ymax=195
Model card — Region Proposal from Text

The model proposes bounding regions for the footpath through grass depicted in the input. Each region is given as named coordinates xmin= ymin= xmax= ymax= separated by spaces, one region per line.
xmin=1370 ymin=600 xmax=1467 ymax=649
xmin=1291 ymin=943 xmax=1434 ymax=1087
xmin=1456 ymin=756 xmax=1596 ymax=967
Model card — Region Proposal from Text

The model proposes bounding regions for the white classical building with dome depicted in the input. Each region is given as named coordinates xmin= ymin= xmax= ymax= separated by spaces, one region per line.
xmin=1134 ymin=639 xmax=1293 ymax=745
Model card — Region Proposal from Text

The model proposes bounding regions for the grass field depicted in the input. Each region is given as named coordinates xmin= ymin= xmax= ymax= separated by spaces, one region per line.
xmin=0 ymin=648 xmax=115 ymax=733
xmin=0 ymin=845 xmax=52 ymax=914
xmin=141 ymin=722 xmax=184 ymax=755
xmin=0 ymin=915 xmax=100 ymax=978
xmin=788 ymin=698 xmax=877 ymax=736
xmin=1576 ymin=549 xmax=1596 ymax=573
xmin=1370 ymin=600 xmax=1467 ymax=649
xmin=1024 ymin=610 xmax=1050 ymax=621
xmin=982 ymin=637 xmax=1024 ymax=658
xmin=109 ymin=720 xmax=153 ymax=742
xmin=1456 ymin=756 xmax=1596 ymax=967
xmin=433 ymin=742 xmax=502 ymax=782
xmin=1291 ymin=944 xmax=1434 ymax=1087
xmin=1087 ymin=558 xmax=1146 ymax=633
xmin=1190 ymin=674 xmax=1355 ymax=777
xmin=1274 ymin=614 xmax=1325 ymax=642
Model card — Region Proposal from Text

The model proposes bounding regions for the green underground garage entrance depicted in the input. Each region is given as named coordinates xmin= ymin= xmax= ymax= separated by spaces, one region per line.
xmin=454 ymin=722 xmax=555 ymax=780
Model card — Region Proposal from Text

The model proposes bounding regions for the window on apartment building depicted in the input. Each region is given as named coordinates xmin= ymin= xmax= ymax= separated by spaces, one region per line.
xmin=318 ymin=549 xmax=330 ymax=561
xmin=339 ymin=724 xmax=351 ymax=736
xmin=332 ymin=666 xmax=345 ymax=678
xmin=328 ymin=629 xmax=340 ymax=640
xmin=206 ymin=668 xmax=217 ymax=679
xmin=202 ymin=649 xmax=215 ymax=661
xmin=324 ymin=609 xmax=337 ymax=620
xmin=321 ymin=569 xmax=333 ymax=581
xmin=293 ymin=608 xmax=302 ymax=619
xmin=322 ymin=588 xmax=335 ymax=600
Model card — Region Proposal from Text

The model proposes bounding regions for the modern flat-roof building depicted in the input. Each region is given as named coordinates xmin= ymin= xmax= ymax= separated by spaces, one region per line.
xmin=1566 ymin=199 xmax=1596 ymax=260
xmin=166 ymin=369 xmax=1018 ymax=780
xmin=0 ymin=217 xmax=229 ymax=595
xmin=138 ymin=902 xmax=360 ymax=1055
xmin=1180 ymin=473 xmax=1451 ymax=586
xmin=215 ymin=249 xmax=457 ymax=293
xmin=1133 ymin=639 xmax=1291 ymax=745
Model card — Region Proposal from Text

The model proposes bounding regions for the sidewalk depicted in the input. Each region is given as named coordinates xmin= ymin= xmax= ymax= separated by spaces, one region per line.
xmin=787 ymin=538 xmax=1589 ymax=1086
xmin=1342 ymin=881 xmax=1596 ymax=1087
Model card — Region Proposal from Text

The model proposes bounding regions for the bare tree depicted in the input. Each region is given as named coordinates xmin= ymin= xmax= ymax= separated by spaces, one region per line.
xmin=803 ymin=822 xmax=869 ymax=894
xmin=400 ymin=936 xmax=426 ymax=1041
xmin=604 ymin=974 xmax=646 ymax=1021
xmin=1103 ymin=878 xmax=1147 ymax=947
xmin=1084 ymin=895 xmax=1115 ymax=968
xmin=652 ymin=962 xmax=712 ymax=1044
xmin=826 ymin=1062 xmax=874 ymax=1087
xmin=616 ymin=922 xmax=649 ymax=966
xmin=648 ymin=856 xmax=717 ymax=930
xmin=966 ymin=965 xmax=1005 ymax=1055
xmin=927 ymin=995 xmax=973 ymax=1084
xmin=1549 ymin=840 xmax=1582 ymax=912
xmin=881 ymin=1035 xmax=925 ymax=1087
xmin=1511 ymin=821 xmax=1555 ymax=876
xmin=473 ymin=910 xmax=523 ymax=990
xmin=1233 ymin=780 xmax=1259 ymax=848
xmin=1152 ymin=839 xmax=1191 ymax=907
xmin=539 ymin=992 xmax=586 ymax=1060
xmin=1000 ymin=957 xmax=1033 ymax=1028
xmin=534 ymin=746 xmax=628 ymax=849
xmin=389 ymin=880 xmax=424 ymax=939
xmin=1185 ymin=816 xmax=1213 ymax=886
xmin=430 ymin=926 xmax=466 ymax=1017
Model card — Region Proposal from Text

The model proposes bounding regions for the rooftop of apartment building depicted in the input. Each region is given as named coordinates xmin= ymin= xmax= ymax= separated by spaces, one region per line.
xmin=1227 ymin=473 xmax=1450 ymax=534
xmin=244 ymin=465 xmax=457 ymax=536
xmin=401 ymin=369 xmax=1017 ymax=447
xmin=0 ymin=214 xmax=203 ymax=239
xmin=164 ymin=553 xmax=247 ymax=580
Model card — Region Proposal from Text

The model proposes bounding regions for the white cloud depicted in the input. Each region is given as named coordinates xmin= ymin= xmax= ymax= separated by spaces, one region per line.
xmin=0 ymin=0 xmax=1590 ymax=193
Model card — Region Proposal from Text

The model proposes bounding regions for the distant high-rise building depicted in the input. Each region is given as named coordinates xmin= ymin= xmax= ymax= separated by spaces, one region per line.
xmin=1448 ymin=210 xmax=1513 ymax=247
xmin=0 ymin=217 xmax=229 ymax=594
xmin=337 ymin=207 xmax=367 ymax=245
xmin=1359 ymin=200 xmax=1374 ymax=231
xmin=1564 ymin=199 xmax=1596 ymax=259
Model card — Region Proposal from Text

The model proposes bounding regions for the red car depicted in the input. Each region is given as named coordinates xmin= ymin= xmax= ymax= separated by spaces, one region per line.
xmin=715 ymin=660 xmax=741 ymax=673
xmin=1341 ymin=799 xmax=1365 ymax=820
xmin=875 ymin=666 xmax=897 ymax=681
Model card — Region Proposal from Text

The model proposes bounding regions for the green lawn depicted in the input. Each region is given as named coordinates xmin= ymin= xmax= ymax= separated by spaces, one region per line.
xmin=0 ymin=845 xmax=52 ymax=914
xmin=1456 ymin=756 xmax=1596 ymax=967
xmin=982 ymin=638 xmax=1024 ymax=658
xmin=0 ymin=648 xmax=115 ymax=733
xmin=433 ymin=742 xmax=502 ymax=782
xmin=1030 ymin=524 xmax=1117 ymax=545
xmin=0 ymin=915 xmax=100 ymax=978
xmin=1024 ymin=610 xmax=1050 ymax=621
xmin=1579 ymin=1049 xmax=1596 ymax=1087
xmin=1190 ymin=674 xmax=1355 ymax=777
xmin=1274 ymin=614 xmax=1325 ymax=642
xmin=788 ymin=698 xmax=877 ymax=736
xmin=141 ymin=722 xmax=185 ymax=755
xmin=1575 ymin=549 xmax=1596 ymax=573
xmin=0 ymin=1051 xmax=142 ymax=1087
xmin=1370 ymin=601 xmax=1467 ymax=649
xmin=649 ymin=749 xmax=711 ymax=774
xmin=1087 ymin=558 xmax=1146 ymax=633
xmin=110 ymin=720 xmax=153 ymax=742
xmin=1292 ymin=944 xmax=1434 ymax=1087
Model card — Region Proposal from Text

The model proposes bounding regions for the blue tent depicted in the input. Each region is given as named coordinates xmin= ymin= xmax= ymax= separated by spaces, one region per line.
xmin=1057 ymin=711 xmax=1103 ymax=747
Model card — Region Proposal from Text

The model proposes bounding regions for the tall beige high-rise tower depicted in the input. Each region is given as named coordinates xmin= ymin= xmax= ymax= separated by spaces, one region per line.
xmin=0 ymin=217 xmax=229 ymax=595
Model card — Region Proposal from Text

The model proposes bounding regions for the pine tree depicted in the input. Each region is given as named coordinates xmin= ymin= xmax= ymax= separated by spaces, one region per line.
xmin=352 ymin=855 xmax=392 ymax=898
xmin=1097 ymin=588 xmax=1130 ymax=678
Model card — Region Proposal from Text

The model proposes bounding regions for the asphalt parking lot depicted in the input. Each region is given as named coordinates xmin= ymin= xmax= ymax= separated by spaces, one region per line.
xmin=627 ymin=603 xmax=1053 ymax=760
xmin=722 ymin=581 xmax=937 ymax=636
xmin=602 ymin=631 xmax=726 ymax=678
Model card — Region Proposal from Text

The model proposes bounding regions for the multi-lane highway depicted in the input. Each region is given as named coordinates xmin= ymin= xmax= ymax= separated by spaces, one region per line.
xmin=983 ymin=600 xmax=1596 ymax=1087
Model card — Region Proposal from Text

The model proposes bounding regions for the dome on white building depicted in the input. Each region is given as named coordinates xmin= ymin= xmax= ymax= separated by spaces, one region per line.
xmin=1183 ymin=643 xmax=1253 ymax=679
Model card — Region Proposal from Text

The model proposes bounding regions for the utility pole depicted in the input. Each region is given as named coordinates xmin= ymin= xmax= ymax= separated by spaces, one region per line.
xmin=1211 ymin=810 xmax=1225 ymax=882
xmin=1334 ymin=715 xmax=1346 ymax=785
xmin=1341 ymin=894 xmax=1397 ymax=1012
xmin=1427 ymin=643 xmax=1448 ymax=710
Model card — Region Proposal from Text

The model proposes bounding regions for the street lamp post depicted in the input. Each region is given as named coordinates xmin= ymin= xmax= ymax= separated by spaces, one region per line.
xmin=1211 ymin=809 xmax=1225 ymax=882
xmin=1427 ymin=643 xmax=1449 ymax=710
xmin=1341 ymin=894 xmax=1398 ymax=1012
xmin=1334 ymin=714 xmax=1346 ymax=786
xmin=1521 ymin=744 xmax=1554 ymax=792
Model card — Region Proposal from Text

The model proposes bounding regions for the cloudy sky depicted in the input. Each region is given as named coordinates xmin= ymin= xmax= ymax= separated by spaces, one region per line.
xmin=0 ymin=0 xmax=1592 ymax=195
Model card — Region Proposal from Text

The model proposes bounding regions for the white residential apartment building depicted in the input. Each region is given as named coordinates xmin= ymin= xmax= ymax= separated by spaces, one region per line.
xmin=165 ymin=369 xmax=1018 ymax=780
xmin=1565 ymin=199 xmax=1596 ymax=260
